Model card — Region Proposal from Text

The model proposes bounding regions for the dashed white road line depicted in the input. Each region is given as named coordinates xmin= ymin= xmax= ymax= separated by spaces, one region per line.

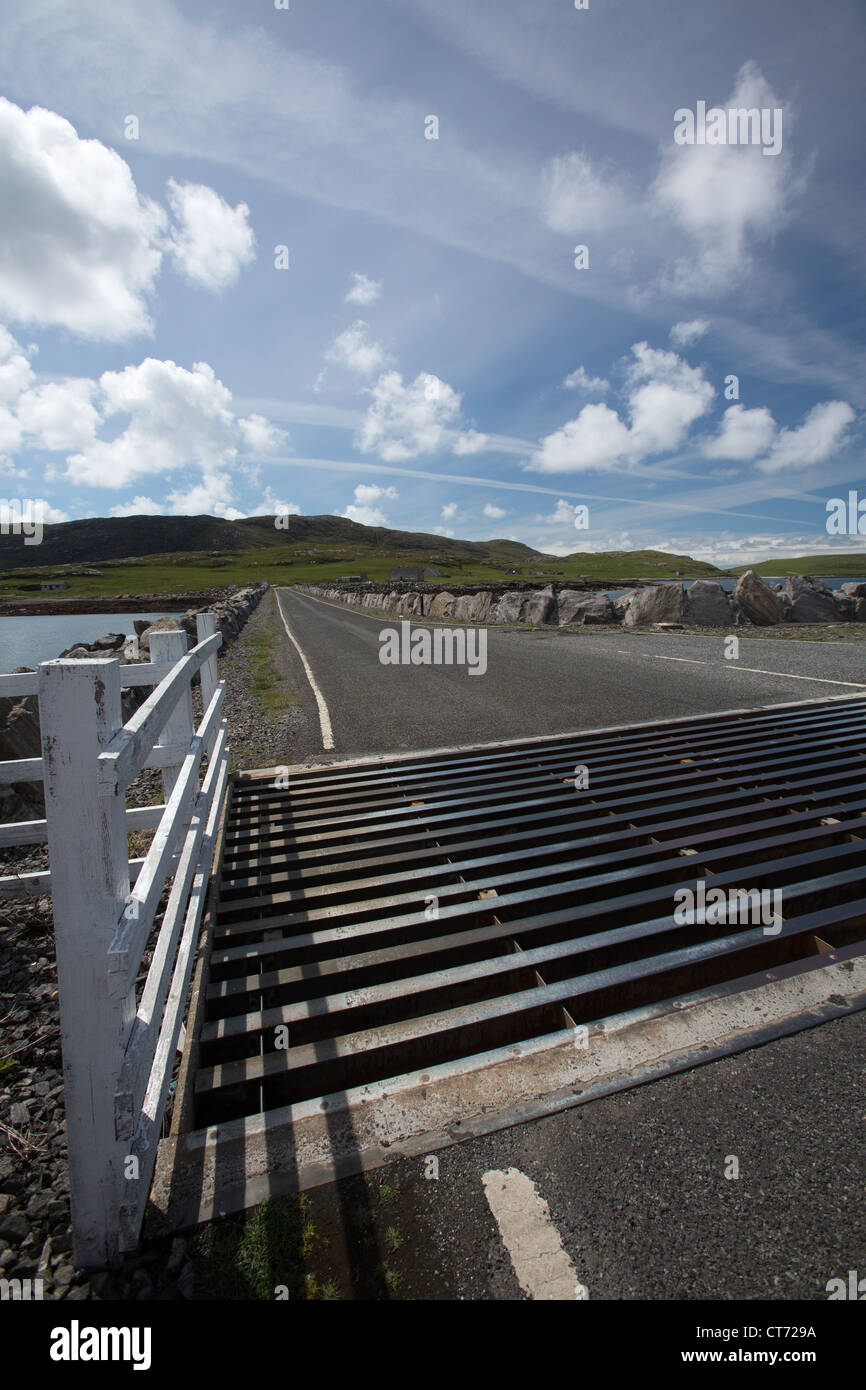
xmin=730 ymin=664 xmax=866 ymax=687
xmin=274 ymin=589 xmax=335 ymax=750
xmin=482 ymin=1167 xmax=588 ymax=1300
xmin=650 ymin=653 xmax=866 ymax=687
xmin=652 ymin=654 xmax=707 ymax=665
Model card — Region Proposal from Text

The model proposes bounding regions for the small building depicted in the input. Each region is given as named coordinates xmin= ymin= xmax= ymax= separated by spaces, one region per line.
xmin=40 ymin=580 xmax=68 ymax=591
xmin=389 ymin=564 xmax=442 ymax=582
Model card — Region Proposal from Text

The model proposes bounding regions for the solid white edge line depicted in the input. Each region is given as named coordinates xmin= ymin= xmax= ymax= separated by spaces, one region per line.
xmin=274 ymin=589 xmax=335 ymax=750
xmin=482 ymin=1167 xmax=588 ymax=1300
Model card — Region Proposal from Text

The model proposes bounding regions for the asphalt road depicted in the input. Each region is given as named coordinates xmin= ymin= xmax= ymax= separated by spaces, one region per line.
xmin=270 ymin=587 xmax=866 ymax=1306
xmin=305 ymin=1008 xmax=866 ymax=1303
xmin=274 ymin=586 xmax=866 ymax=760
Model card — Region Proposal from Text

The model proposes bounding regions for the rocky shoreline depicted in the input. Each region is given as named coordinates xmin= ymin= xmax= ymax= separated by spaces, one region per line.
xmin=0 ymin=588 xmax=246 ymax=618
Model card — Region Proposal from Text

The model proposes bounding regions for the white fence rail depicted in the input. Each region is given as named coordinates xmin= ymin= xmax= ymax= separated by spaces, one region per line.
xmin=0 ymin=613 xmax=230 ymax=1265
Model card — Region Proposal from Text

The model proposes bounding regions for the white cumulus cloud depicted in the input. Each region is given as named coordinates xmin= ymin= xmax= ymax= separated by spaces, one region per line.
xmin=702 ymin=404 xmax=777 ymax=461
xmin=0 ymin=99 xmax=166 ymax=339
xmin=338 ymin=481 xmax=398 ymax=527
xmin=357 ymin=371 xmax=463 ymax=461
xmin=167 ymin=179 xmax=256 ymax=292
xmin=16 ymin=379 xmax=102 ymax=452
xmin=0 ymin=100 xmax=258 ymax=341
xmin=530 ymin=342 xmax=714 ymax=473
xmin=238 ymin=413 xmax=286 ymax=453
xmin=325 ymin=321 xmax=388 ymax=377
xmin=756 ymin=400 xmax=855 ymax=473
xmin=653 ymin=63 xmax=803 ymax=294
xmin=63 ymin=357 xmax=275 ymax=494
xmin=108 ymin=495 xmax=164 ymax=517
xmin=244 ymin=489 xmax=300 ymax=518
xmin=453 ymin=428 xmax=489 ymax=455
xmin=563 ymin=366 xmax=609 ymax=394
xmin=165 ymin=469 xmax=245 ymax=519
xmin=670 ymin=320 xmax=710 ymax=348
xmin=0 ymin=497 xmax=68 ymax=525
xmin=345 ymin=272 xmax=382 ymax=306
xmin=0 ymin=326 xmax=35 ymax=403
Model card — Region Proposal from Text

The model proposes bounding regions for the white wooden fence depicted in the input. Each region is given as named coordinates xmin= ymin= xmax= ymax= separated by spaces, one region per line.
xmin=0 ymin=614 xmax=229 ymax=1265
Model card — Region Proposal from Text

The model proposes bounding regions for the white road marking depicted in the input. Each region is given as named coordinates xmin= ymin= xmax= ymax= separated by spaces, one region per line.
xmin=650 ymin=653 xmax=866 ymax=687
xmin=274 ymin=590 xmax=335 ymax=750
xmin=652 ymin=654 xmax=707 ymax=665
xmin=482 ymin=1167 xmax=588 ymax=1300
xmin=729 ymin=665 xmax=866 ymax=688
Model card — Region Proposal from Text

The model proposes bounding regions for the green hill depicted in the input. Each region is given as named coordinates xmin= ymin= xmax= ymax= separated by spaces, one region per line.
xmin=0 ymin=512 xmax=724 ymax=601
xmin=727 ymin=553 xmax=866 ymax=577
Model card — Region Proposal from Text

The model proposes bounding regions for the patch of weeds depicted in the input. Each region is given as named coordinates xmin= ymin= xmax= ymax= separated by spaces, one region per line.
xmin=190 ymin=1193 xmax=330 ymax=1300
xmin=244 ymin=596 xmax=296 ymax=715
xmin=384 ymin=1225 xmax=403 ymax=1253
xmin=379 ymin=1183 xmax=399 ymax=1208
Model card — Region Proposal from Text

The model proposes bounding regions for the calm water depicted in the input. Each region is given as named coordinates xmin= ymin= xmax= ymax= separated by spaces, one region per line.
xmin=0 ymin=613 xmax=173 ymax=672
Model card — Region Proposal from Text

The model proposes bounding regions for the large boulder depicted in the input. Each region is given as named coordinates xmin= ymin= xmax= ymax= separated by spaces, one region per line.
xmin=428 ymin=590 xmax=457 ymax=619
xmin=832 ymin=590 xmax=856 ymax=621
xmin=492 ymin=591 xmax=524 ymax=624
xmin=623 ymin=584 xmax=686 ymax=628
xmin=138 ymin=617 xmax=189 ymax=654
xmin=683 ymin=580 xmax=733 ymax=626
xmin=783 ymin=575 xmax=836 ymax=622
xmin=0 ymin=675 xmax=43 ymax=810
xmin=89 ymin=632 xmax=126 ymax=651
xmin=557 ymin=589 xmax=615 ymax=625
xmin=612 ymin=589 xmax=638 ymax=622
xmin=840 ymin=581 xmax=866 ymax=599
xmin=492 ymin=590 xmax=556 ymax=625
xmin=734 ymin=570 xmax=783 ymax=626
xmin=395 ymin=592 xmax=423 ymax=616
xmin=453 ymin=591 xmax=494 ymax=623
xmin=522 ymin=590 xmax=557 ymax=625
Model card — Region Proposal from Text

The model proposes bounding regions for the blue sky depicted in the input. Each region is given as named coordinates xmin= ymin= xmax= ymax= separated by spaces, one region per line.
xmin=0 ymin=0 xmax=864 ymax=566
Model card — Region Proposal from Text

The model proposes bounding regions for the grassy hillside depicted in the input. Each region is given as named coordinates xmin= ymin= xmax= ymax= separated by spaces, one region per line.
xmin=0 ymin=513 xmax=725 ymax=601
xmin=728 ymin=553 xmax=866 ymax=577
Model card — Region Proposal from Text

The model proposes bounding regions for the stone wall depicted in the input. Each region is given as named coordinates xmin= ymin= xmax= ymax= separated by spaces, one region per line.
xmin=296 ymin=572 xmax=866 ymax=630
xmin=133 ymin=582 xmax=268 ymax=654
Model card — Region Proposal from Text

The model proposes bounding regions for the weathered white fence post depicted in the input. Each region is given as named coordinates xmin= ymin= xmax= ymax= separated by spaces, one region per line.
xmin=196 ymin=612 xmax=219 ymax=716
xmin=39 ymin=658 xmax=133 ymax=1269
xmin=149 ymin=628 xmax=193 ymax=799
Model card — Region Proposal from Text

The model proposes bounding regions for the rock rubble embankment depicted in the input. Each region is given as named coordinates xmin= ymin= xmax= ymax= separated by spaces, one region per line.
xmin=298 ymin=571 xmax=864 ymax=630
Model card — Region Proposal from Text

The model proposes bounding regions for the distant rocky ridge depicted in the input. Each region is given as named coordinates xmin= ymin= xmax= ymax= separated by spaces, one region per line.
xmin=299 ymin=572 xmax=866 ymax=629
